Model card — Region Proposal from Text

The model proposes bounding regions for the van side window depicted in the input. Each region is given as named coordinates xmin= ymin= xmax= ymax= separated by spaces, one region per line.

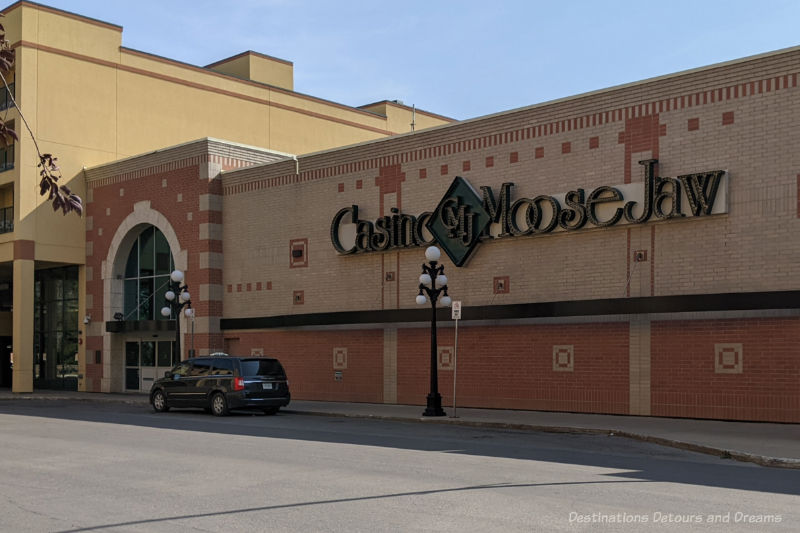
xmin=172 ymin=361 xmax=191 ymax=377
xmin=189 ymin=359 xmax=213 ymax=377
xmin=212 ymin=358 xmax=234 ymax=376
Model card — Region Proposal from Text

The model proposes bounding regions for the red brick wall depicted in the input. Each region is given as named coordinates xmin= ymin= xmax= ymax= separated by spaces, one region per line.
xmin=397 ymin=323 xmax=630 ymax=414
xmin=651 ymin=318 xmax=800 ymax=422
xmin=229 ymin=330 xmax=384 ymax=403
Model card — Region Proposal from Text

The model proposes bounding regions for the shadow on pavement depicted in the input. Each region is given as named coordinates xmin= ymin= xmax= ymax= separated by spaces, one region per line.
xmin=2 ymin=400 xmax=798 ymax=498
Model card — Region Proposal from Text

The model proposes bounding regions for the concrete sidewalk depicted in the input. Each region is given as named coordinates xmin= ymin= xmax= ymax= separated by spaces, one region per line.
xmin=1 ymin=389 xmax=798 ymax=469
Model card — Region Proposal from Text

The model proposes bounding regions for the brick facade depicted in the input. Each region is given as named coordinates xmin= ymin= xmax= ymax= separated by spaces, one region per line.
xmin=86 ymin=49 xmax=800 ymax=421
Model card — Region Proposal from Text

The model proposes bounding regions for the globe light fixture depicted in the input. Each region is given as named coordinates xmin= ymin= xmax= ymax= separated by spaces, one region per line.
xmin=163 ymin=269 xmax=192 ymax=362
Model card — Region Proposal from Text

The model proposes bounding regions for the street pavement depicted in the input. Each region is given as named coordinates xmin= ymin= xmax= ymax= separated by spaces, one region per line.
xmin=1 ymin=389 xmax=798 ymax=468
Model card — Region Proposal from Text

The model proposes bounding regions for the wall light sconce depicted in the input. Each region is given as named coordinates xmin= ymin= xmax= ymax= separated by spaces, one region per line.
xmin=83 ymin=315 xmax=91 ymax=325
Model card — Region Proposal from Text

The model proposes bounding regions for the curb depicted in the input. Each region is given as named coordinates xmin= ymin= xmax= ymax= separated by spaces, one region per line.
xmin=286 ymin=409 xmax=800 ymax=470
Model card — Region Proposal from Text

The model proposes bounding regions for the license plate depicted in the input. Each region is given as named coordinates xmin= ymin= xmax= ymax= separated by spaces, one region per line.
xmin=262 ymin=383 xmax=273 ymax=390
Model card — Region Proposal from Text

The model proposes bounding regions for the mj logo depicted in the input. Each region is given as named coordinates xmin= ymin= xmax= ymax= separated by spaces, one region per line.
xmin=426 ymin=177 xmax=492 ymax=267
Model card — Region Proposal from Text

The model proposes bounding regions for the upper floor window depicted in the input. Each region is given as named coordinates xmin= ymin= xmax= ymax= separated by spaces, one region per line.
xmin=0 ymin=82 xmax=14 ymax=112
xmin=0 ymin=184 xmax=12 ymax=234
xmin=0 ymin=119 xmax=13 ymax=173
xmin=123 ymin=226 xmax=175 ymax=320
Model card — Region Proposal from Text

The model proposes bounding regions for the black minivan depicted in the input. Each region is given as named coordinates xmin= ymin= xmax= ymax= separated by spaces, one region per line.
xmin=149 ymin=355 xmax=290 ymax=416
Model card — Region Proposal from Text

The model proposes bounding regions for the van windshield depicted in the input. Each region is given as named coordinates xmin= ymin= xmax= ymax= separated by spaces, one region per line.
xmin=240 ymin=358 xmax=285 ymax=378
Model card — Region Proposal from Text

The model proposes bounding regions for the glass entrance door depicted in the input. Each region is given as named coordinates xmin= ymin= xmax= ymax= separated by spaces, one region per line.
xmin=125 ymin=340 xmax=176 ymax=391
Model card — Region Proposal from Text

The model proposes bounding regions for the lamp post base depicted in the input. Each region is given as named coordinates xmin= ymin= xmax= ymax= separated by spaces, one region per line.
xmin=422 ymin=393 xmax=446 ymax=417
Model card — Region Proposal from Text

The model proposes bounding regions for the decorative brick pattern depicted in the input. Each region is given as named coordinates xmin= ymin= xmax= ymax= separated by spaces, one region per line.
xmin=440 ymin=164 xmax=448 ymax=176
xmin=251 ymin=348 xmax=264 ymax=356
xmin=220 ymin=71 xmax=798 ymax=196
xmin=438 ymin=346 xmax=454 ymax=370
xmin=462 ymin=160 xmax=471 ymax=172
xmin=485 ymin=156 xmax=494 ymax=168
xmin=493 ymin=276 xmax=509 ymax=294
xmin=535 ymin=147 xmax=544 ymax=159
xmin=715 ymin=343 xmax=743 ymax=374
xmin=333 ymin=347 xmax=347 ymax=370
xmin=509 ymin=151 xmax=519 ymax=164
xmin=338 ymin=183 xmax=344 ymax=193
xmin=553 ymin=345 xmax=574 ymax=372
xmin=356 ymin=179 xmax=363 ymax=189
xmin=589 ymin=136 xmax=599 ymax=149
xmin=561 ymin=142 xmax=571 ymax=154
xmin=419 ymin=168 xmax=427 ymax=179
xmin=688 ymin=117 xmax=700 ymax=131
xmin=289 ymin=238 xmax=308 ymax=268
xmin=722 ymin=111 xmax=735 ymax=125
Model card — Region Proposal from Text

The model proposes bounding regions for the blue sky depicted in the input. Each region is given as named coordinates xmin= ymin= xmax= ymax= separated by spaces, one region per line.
xmin=33 ymin=0 xmax=800 ymax=120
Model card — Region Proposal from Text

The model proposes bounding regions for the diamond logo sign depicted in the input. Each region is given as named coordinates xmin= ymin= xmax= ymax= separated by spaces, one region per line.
xmin=426 ymin=176 xmax=492 ymax=267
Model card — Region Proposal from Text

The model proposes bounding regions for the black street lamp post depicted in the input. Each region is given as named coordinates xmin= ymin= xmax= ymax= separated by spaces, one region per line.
xmin=416 ymin=246 xmax=452 ymax=417
xmin=160 ymin=269 xmax=192 ymax=363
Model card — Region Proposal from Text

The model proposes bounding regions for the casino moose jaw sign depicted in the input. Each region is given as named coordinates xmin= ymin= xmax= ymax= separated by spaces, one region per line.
xmin=330 ymin=160 xmax=728 ymax=267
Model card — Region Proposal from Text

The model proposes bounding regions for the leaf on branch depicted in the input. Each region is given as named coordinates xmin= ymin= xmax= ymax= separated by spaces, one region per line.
xmin=68 ymin=194 xmax=84 ymax=216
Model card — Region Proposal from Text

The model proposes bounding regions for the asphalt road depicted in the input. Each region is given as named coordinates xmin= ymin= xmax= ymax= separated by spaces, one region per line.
xmin=0 ymin=401 xmax=797 ymax=532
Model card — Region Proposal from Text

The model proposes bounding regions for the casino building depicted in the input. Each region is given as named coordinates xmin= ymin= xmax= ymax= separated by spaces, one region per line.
xmin=0 ymin=1 xmax=450 ymax=394
xmin=7 ymin=3 xmax=800 ymax=423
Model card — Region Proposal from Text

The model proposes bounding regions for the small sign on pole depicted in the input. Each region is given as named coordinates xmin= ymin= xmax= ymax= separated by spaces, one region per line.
xmin=451 ymin=300 xmax=461 ymax=320
xmin=451 ymin=300 xmax=461 ymax=418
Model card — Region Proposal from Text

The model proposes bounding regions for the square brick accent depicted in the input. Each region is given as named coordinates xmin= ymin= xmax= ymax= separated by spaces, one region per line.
xmin=688 ymin=118 xmax=700 ymax=131
xmin=535 ymin=147 xmax=544 ymax=159
xmin=236 ymin=284 xmax=242 ymax=292
xmin=256 ymin=282 xmax=262 ymax=291
xmin=462 ymin=160 xmax=471 ymax=172
xmin=510 ymin=152 xmax=519 ymax=164
xmin=493 ymin=276 xmax=509 ymax=294
xmin=293 ymin=290 xmax=304 ymax=305
xmin=715 ymin=343 xmax=743 ymax=373
xmin=267 ymin=281 xmax=272 ymax=290
xmin=227 ymin=284 xmax=232 ymax=293
xmin=589 ymin=136 xmax=599 ymax=149
xmin=246 ymin=283 xmax=252 ymax=291
xmin=722 ymin=111 xmax=735 ymax=125
xmin=419 ymin=168 xmax=427 ymax=179
xmin=290 ymin=238 xmax=308 ymax=268
xmin=338 ymin=183 xmax=344 ymax=193
xmin=485 ymin=156 xmax=494 ymax=168
xmin=356 ymin=179 xmax=363 ymax=190
xmin=553 ymin=345 xmax=574 ymax=372
xmin=333 ymin=347 xmax=348 ymax=370
xmin=561 ymin=142 xmax=571 ymax=154
xmin=438 ymin=346 xmax=454 ymax=370
xmin=440 ymin=164 xmax=448 ymax=176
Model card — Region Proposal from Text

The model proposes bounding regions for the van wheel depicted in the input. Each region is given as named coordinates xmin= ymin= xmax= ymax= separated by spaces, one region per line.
xmin=152 ymin=390 xmax=169 ymax=412
xmin=210 ymin=392 xmax=229 ymax=416
xmin=263 ymin=407 xmax=279 ymax=415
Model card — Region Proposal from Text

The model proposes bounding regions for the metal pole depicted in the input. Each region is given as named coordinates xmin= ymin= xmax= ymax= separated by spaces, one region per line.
xmin=174 ymin=306 xmax=181 ymax=362
xmin=452 ymin=317 xmax=458 ymax=418
xmin=422 ymin=263 xmax=445 ymax=417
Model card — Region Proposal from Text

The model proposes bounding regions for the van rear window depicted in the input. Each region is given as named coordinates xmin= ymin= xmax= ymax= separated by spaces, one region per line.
xmin=240 ymin=358 xmax=285 ymax=377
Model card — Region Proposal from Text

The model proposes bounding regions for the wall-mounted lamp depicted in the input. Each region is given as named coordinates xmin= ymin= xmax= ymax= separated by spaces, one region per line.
xmin=83 ymin=315 xmax=91 ymax=325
